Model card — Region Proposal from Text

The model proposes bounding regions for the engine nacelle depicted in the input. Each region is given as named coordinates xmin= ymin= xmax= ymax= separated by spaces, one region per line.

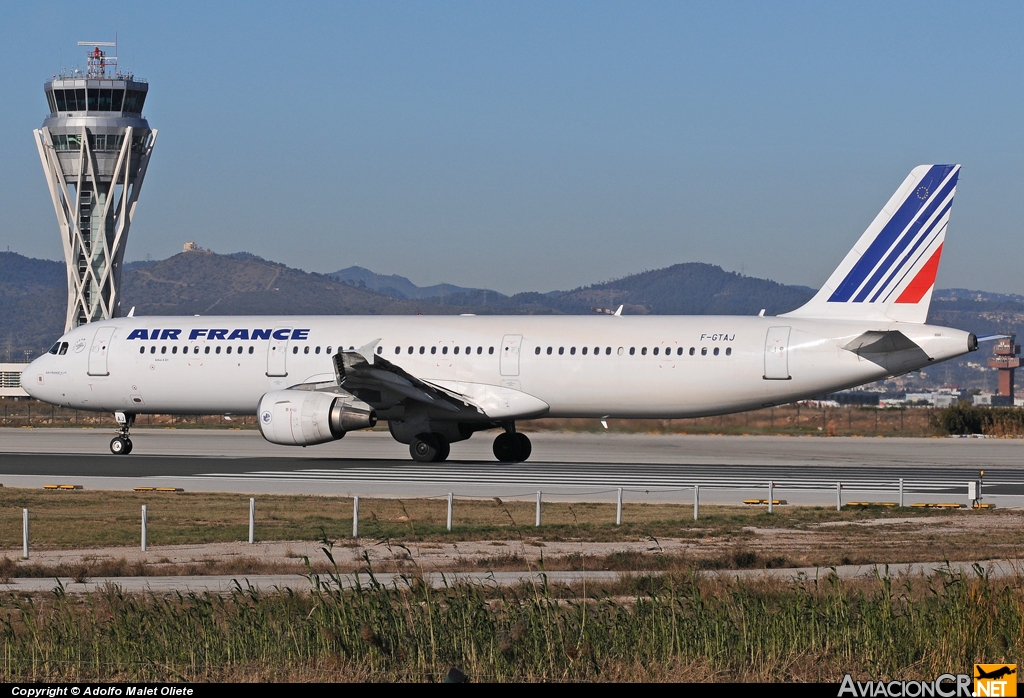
xmin=257 ymin=389 xmax=377 ymax=446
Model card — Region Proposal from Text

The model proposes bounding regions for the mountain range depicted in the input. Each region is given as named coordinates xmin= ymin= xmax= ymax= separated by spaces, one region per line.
xmin=2 ymin=250 xmax=1021 ymax=385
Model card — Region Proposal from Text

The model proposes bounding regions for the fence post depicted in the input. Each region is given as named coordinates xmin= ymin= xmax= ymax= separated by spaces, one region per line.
xmin=616 ymin=487 xmax=623 ymax=525
xmin=899 ymin=478 xmax=904 ymax=508
xmin=693 ymin=485 xmax=699 ymax=521
xmin=535 ymin=491 xmax=542 ymax=527
xmin=248 ymin=498 xmax=255 ymax=544
xmin=141 ymin=505 xmax=148 ymax=552
xmin=22 ymin=509 xmax=28 ymax=559
xmin=836 ymin=482 xmax=842 ymax=511
xmin=352 ymin=496 xmax=360 ymax=538
xmin=447 ymin=492 xmax=453 ymax=532
xmin=768 ymin=481 xmax=774 ymax=514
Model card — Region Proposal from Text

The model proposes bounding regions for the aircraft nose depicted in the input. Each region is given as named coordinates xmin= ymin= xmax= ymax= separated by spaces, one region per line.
xmin=21 ymin=357 xmax=47 ymax=400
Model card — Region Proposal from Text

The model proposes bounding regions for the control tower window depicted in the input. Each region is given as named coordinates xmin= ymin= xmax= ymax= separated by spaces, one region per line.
xmin=46 ymin=91 xmax=57 ymax=114
xmin=87 ymin=89 xmax=98 ymax=112
xmin=111 ymin=89 xmax=124 ymax=111
xmin=98 ymin=89 xmax=112 ymax=111
xmin=53 ymin=90 xmax=67 ymax=111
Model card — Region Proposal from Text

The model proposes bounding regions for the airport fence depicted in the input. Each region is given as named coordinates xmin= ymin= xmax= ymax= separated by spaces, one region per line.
xmin=9 ymin=475 xmax=1013 ymax=558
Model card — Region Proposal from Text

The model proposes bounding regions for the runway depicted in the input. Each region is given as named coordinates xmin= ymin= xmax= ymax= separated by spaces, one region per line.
xmin=2 ymin=428 xmax=1022 ymax=506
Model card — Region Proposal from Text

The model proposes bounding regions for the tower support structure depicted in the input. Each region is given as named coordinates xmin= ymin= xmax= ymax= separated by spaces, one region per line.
xmin=34 ymin=42 xmax=157 ymax=331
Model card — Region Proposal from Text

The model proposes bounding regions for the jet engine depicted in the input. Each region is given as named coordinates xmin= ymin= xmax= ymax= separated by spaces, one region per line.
xmin=257 ymin=389 xmax=377 ymax=446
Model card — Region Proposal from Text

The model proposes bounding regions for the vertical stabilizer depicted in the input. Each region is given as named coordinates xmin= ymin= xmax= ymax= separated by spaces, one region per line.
xmin=782 ymin=164 xmax=959 ymax=324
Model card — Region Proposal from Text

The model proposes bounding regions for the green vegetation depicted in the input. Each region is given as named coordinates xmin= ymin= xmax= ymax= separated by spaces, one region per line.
xmin=932 ymin=404 xmax=1024 ymax=436
xmin=0 ymin=548 xmax=1018 ymax=681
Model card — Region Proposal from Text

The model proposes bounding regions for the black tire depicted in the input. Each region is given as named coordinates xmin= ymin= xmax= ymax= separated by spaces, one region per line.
xmin=492 ymin=432 xmax=517 ymax=462
xmin=123 ymin=438 xmax=133 ymax=455
xmin=513 ymin=433 xmax=531 ymax=462
xmin=434 ymin=434 xmax=451 ymax=462
xmin=110 ymin=437 xmax=127 ymax=455
xmin=410 ymin=433 xmax=439 ymax=462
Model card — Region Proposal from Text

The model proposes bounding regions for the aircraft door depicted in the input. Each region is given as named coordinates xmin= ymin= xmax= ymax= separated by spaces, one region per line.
xmin=266 ymin=327 xmax=291 ymax=377
xmin=763 ymin=326 xmax=792 ymax=380
xmin=500 ymin=334 xmax=523 ymax=376
xmin=87 ymin=326 xmax=116 ymax=376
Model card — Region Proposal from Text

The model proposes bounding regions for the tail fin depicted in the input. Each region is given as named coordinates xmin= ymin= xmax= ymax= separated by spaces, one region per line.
xmin=782 ymin=164 xmax=960 ymax=324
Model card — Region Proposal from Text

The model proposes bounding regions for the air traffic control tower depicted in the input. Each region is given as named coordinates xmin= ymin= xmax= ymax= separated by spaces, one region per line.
xmin=34 ymin=42 xmax=157 ymax=331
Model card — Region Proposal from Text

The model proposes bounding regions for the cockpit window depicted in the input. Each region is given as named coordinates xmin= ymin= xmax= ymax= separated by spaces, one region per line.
xmin=48 ymin=342 xmax=61 ymax=355
xmin=58 ymin=342 xmax=68 ymax=355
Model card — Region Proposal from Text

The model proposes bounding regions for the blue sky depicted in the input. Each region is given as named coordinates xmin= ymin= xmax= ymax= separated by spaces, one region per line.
xmin=1 ymin=2 xmax=1022 ymax=294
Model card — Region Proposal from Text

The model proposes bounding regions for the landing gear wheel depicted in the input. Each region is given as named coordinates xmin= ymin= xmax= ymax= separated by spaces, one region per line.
xmin=434 ymin=434 xmax=451 ymax=462
xmin=110 ymin=436 xmax=129 ymax=455
xmin=493 ymin=432 xmax=518 ymax=462
xmin=513 ymin=433 xmax=531 ymax=462
xmin=410 ymin=433 xmax=440 ymax=463
xmin=123 ymin=438 xmax=133 ymax=455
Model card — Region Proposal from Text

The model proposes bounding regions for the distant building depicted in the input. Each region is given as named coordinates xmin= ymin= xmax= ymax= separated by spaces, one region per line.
xmin=183 ymin=241 xmax=199 ymax=252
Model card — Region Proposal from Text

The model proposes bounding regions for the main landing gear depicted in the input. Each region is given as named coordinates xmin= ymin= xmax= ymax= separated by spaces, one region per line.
xmin=493 ymin=428 xmax=531 ymax=463
xmin=409 ymin=433 xmax=451 ymax=463
xmin=110 ymin=411 xmax=135 ymax=455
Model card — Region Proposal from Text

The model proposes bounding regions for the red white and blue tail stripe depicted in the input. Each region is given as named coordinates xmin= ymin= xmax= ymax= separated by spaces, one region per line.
xmin=783 ymin=164 xmax=959 ymax=324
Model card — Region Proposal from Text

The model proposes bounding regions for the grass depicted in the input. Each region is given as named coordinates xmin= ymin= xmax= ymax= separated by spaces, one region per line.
xmin=0 ymin=487 xmax=985 ymax=548
xmin=0 ymin=488 xmax=1020 ymax=574
xmin=0 ymin=542 xmax=1019 ymax=682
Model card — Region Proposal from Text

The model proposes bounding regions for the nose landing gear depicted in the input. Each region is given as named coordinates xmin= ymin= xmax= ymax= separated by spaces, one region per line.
xmin=110 ymin=411 xmax=135 ymax=455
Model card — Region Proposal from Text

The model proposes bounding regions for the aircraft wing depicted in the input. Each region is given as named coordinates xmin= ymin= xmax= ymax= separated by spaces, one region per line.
xmin=333 ymin=342 xmax=479 ymax=416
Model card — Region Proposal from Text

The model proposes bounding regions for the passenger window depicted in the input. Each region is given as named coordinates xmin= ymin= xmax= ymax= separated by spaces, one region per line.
xmin=714 ymin=347 xmax=720 ymax=356
xmin=431 ymin=346 xmax=437 ymax=354
xmin=617 ymin=347 xmax=624 ymax=356
xmin=139 ymin=346 xmax=145 ymax=354
xmin=582 ymin=347 xmax=587 ymax=355
xmin=653 ymin=347 xmax=659 ymax=356
xmin=570 ymin=347 xmax=576 ymax=355
xmin=327 ymin=346 xmax=332 ymax=354
xmin=161 ymin=346 xmax=167 ymax=354
xmin=641 ymin=347 xmax=647 ymax=355
xmin=726 ymin=347 xmax=732 ymax=356
xmin=558 ymin=347 xmax=564 ymax=355
xmin=227 ymin=347 xmax=232 ymax=355
xmin=205 ymin=347 xmax=210 ymax=354
xmin=394 ymin=346 xmax=400 ymax=354
xmin=442 ymin=346 xmax=448 ymax=355
xmin=595 ymin=347 xmax=600 ymax=355
xmin=477 ymin=347 xmax=482 ymax=354
xmin=376 ymin=346 xmax=382 ymax=355
xmin=547 ymin=347 xmax=552 ymax=355
xmin=249 ymin=346 xmax=254 ymax=354
xmin=535 ymin=347 xmax=540 ymax=355
xmin=292 ymin=347 xmax=298 ymax=354
xmin=316 ymin=346 xmax=321 ymax=354
xmin=701 ymin=347 xmax=707 ymax=356
xmin=629 ymin=347 xmax=635 ymax=355
xmin=150 ymin=346 xmax=156 ymax=354
xmin=304 ymin=346 xmax=310 ymax=354
xmin=465 ymin=346 xmax=471 ymax=354
xmin=408 ymin=346 xmax=413 ymax=354
xmin=454 ymin=346 xmax=460 ymax=354
xmin=489 ymin=347 xmax=494 ymax=355
xmin=605 ymin=347 xmax=611 ymax=355
xmin=216 ymin=347 xmax=222 ymax=354
xmin=419 ymin=346 xmax=425 ymax=354
xmin=676 ymin=347 xmax=683 ymax=356
xmin=172 ymin=346 xmax=178 ymax=354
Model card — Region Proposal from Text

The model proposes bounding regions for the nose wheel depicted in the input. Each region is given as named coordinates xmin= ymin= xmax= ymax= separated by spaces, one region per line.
xmin=110 ymin=436 xmax=133 ymax=455
xmin=111 ymin=411 xmax=135 ymax=455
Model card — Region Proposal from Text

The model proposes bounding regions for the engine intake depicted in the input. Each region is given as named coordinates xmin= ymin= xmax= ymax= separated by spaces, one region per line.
xmin=257 ymin=389 xmax=377 ymax=446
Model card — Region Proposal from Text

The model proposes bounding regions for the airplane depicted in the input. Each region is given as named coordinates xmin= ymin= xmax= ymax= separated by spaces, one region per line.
xmin=23 ymin=164 xmax=978 ymax=463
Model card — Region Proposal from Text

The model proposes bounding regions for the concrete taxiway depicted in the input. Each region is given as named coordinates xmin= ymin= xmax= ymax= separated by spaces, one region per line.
xmin=1 ymin=428 xmax=1022 ymax=506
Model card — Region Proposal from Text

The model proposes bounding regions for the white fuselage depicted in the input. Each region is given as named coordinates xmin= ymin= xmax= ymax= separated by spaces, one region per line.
xmin=24 ymin=314 xmax=973 ymax=420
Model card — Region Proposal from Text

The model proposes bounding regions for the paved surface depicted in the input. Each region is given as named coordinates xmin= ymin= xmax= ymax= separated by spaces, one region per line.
xmin=1 ymin=428 xmax=1022 ymax=505
xmin=4 ymin=559 xmax=1019 ymax=594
